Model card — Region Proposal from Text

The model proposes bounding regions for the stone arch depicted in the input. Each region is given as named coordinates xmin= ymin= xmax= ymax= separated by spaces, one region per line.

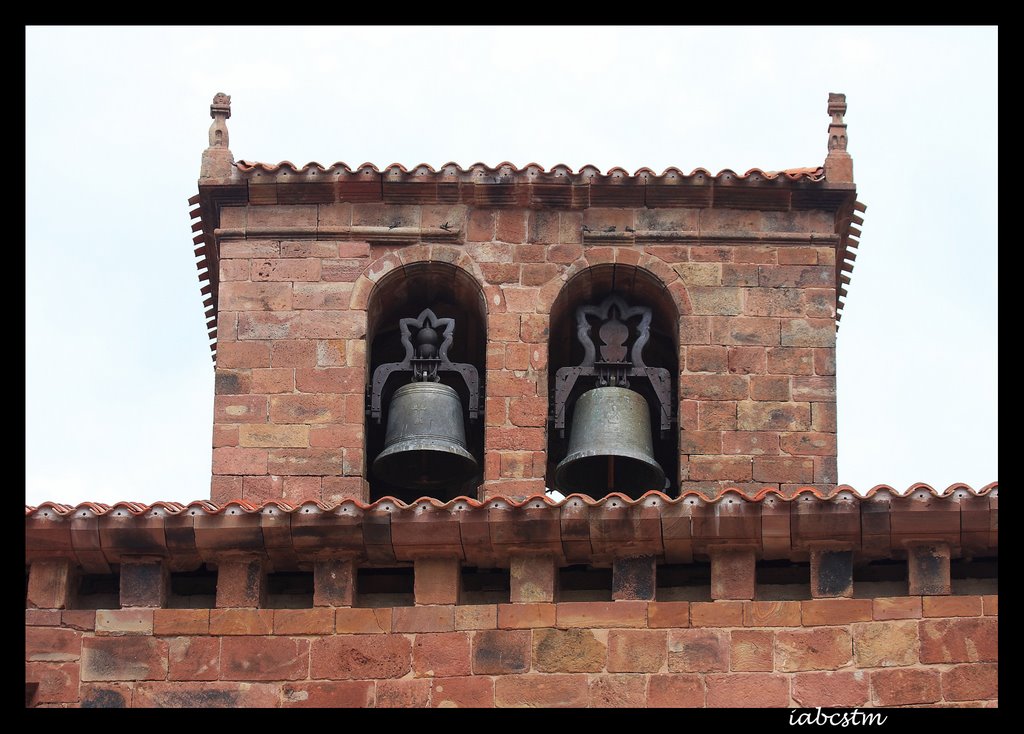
xmin=551 ymin=249 xmax=691 ymax=319
xmin=349 ymin=244 xmax=487 ymax=312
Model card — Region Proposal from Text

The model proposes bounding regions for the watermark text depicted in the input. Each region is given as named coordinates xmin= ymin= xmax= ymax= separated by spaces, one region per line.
xmin=790 ymin=708 xmax=887 ymax=727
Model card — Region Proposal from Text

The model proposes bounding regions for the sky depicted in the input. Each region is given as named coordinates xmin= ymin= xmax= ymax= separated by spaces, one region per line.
xmin=25 ymin=26 xmax=997 ymax=507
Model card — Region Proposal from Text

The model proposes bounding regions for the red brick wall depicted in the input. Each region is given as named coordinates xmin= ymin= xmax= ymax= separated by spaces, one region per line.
xmin=210 ymin=202 xmax=838 ymax=503
xmin=25 ymin=595 xmax=997 ymax=708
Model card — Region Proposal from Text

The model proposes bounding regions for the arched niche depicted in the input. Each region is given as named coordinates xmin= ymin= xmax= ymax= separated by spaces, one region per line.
xmin=366 ymin=261 xmax=487 ymax=503
xmin=547 ymin=263 xmax=680 ymax=498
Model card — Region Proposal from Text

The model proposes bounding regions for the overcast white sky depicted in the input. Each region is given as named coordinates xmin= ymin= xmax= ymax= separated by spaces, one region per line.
xmin=25 ymin=26 xmax=997 ymax=507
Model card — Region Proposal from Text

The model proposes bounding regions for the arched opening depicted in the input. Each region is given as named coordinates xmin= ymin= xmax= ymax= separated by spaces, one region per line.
xmin=547 ymin=264 xmax=680 ymax=498
xmin=366 ymin=262 xmax=487 ymax=503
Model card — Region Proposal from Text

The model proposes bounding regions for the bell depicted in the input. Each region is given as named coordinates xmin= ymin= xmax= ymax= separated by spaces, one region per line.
xmin=373 ymin=381 xmax=478 ymax=490
xmin=554 ymin=386 xmax=666 ymax=495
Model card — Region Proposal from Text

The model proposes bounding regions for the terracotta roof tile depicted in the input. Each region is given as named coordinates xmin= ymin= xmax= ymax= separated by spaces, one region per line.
xmin=30 ymin=485 xmax=996 ymax=574
xmin=233 ymin=160 xmax=827 ymax=183
xmin=24 ymin=482 xmax=997 ymax=518
xmin=187 ymin=199 xmax=217 ymax=363
xmin=25 ymin=483 xmax=996 ymax=569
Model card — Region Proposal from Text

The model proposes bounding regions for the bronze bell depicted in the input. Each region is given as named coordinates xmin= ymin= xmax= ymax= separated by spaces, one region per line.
xmin=554 ymin=386 xmax=666 ymax=494
xmin=372 ymin=381 xmax=478 ymax=490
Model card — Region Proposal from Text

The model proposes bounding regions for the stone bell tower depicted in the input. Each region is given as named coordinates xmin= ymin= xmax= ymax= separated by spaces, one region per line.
xmin=189 ymin=91 xmax=860 ymax=505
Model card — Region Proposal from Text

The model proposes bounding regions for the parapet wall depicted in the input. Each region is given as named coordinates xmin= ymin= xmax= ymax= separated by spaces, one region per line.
xmin=25 ymin=486 xmax=999 ymax=708
xmin=26 ymin=596 xmax=998 ymax=708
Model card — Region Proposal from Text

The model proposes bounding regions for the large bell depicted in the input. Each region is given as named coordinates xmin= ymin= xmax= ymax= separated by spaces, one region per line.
xmin=373 ymin=381 xmax=478 ymax=490
xmin=554 ymin=386 xmax=666 ymax=495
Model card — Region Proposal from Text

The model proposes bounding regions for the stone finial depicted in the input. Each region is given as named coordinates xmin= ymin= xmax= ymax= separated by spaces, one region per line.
xmin=201 ymin=92 xmax=234 ymax=180
xmin=824 ymin=92 xmax=853 ymax=183
xmin=827 ymin=92 xmax=847 ymax=152
xmin=209 ymin=92 xmax=232 ymax=148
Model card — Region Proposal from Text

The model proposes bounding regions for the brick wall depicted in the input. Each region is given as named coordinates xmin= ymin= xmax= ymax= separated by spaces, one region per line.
xmin=210 ymin=201 xmax=838 ymax=503
xmin=25 ymin=596 xmax=997 ymax=708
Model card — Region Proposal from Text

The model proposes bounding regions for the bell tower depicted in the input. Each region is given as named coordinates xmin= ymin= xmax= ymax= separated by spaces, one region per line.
xmin=194 ymin=93 xmax=856 ymax=504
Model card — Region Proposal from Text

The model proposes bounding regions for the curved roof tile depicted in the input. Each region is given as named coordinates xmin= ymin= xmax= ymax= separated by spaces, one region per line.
xmin=26 ymin=482 xmax=997 ymax=569
xmin=25 ymin=482 xmax=997 ymax=517
xmin=233 ymin=160 xmax=827 ymax=182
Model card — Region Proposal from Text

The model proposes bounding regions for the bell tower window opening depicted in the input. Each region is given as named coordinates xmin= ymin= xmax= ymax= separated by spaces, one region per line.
xmin=365 ymin=262 xmax=487 ymax=503
xmin=547 ymin=264 xmax=679 ymax=499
